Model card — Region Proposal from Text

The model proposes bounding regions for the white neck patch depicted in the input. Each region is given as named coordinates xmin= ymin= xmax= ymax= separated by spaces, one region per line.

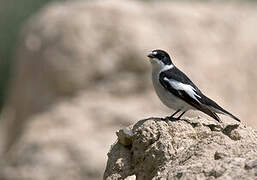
xmin=161 ymin=64 xmax=174 ymax=72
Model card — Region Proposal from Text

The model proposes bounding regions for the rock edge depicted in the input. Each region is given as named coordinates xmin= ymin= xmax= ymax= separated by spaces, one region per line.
xmin=104 ymin=117 xmax=257 ymax=180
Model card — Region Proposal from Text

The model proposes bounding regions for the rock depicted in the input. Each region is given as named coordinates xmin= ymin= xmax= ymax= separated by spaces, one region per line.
xmin=245 ymin=159 xmax=257 ymax=170
xmin=116 ymin=125 xmax=133 ymax=146
xmin=104 ymin=118 xmax=257 ymax=180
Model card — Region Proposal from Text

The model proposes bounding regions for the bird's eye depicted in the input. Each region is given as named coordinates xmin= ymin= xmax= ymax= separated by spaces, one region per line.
xmin=156 ymin=54 xmax=164 ymax=60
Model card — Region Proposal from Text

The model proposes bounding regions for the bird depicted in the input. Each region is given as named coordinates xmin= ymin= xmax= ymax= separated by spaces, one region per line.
xmin=147 ymin=49 xmax=240 ymax=122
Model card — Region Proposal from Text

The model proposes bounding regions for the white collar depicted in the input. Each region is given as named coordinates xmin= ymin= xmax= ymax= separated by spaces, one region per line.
xmin=160 ymin=64 xmax=174 ymax=72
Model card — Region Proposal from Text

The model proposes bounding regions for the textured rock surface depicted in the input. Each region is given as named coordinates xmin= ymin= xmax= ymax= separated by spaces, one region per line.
xmin=104 ymin=117 xmax=257 ymax=180
xmin=0 ymin=0 xmax=257 ymax=180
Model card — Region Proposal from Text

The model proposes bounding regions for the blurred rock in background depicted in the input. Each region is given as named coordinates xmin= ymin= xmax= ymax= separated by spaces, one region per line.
xmin=0 ymin=0 xmax=256 ymax=180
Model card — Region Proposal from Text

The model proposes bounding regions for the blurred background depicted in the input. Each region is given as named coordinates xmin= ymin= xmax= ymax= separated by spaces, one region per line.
xmin=0 ymin=0 xmax=256 ymax=179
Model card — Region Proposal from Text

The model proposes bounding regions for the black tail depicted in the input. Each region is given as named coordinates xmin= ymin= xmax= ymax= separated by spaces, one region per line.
xmin=198 ymin=105 xmax=221 ymax=122
xmin=218 ymin=108 xmax=240 ymax=122
xmin=200 ymin=95 xmax=240 ymax=122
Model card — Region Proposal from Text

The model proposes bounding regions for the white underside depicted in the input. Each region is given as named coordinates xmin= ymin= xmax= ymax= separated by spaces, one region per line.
xmin=152 ymin=70 xmax=195 ymax=112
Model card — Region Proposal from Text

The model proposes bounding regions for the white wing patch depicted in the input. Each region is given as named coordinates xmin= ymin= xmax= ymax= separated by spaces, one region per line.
xmin=163 ymin=77 xmax=201 ymax=103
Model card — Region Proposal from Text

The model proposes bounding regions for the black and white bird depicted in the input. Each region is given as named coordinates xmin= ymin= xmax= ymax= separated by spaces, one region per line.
xmin=147 ymin=49 xmax=240 ymax=122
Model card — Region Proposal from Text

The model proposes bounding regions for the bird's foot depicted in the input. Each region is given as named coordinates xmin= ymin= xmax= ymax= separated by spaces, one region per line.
xmin=165 ymin=116 xmax=179 ymax=121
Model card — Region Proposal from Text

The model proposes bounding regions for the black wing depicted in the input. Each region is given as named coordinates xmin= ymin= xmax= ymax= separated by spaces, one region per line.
xmin=159 ymin=67 xmax=221 ymax=122
xmin=162 ymin=66 xmax=201 ymax=91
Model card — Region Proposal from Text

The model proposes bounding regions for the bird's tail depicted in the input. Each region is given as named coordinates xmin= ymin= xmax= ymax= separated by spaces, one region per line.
xmin=200 ymin=95 xmax=240 ymax=122
xmin=213 ymin=108 xmax=241 ymax=122
xmin=206 ymin=103 xmax=240 ymax=122
xmin=198 ymin=104 xmax=221 ymax=122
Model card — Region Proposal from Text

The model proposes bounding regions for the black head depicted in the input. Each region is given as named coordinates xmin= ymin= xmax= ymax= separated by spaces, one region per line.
xmin=147 ymin=49 xmax=172 ymax=65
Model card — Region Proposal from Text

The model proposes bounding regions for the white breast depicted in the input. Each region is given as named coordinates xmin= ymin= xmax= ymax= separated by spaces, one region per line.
xmin=152 ymin=71 xmax=194 ymax=111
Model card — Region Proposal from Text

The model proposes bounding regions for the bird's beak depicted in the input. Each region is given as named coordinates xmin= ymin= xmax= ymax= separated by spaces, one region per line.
xmin=147 ymin=52 xmax=155 ymax=58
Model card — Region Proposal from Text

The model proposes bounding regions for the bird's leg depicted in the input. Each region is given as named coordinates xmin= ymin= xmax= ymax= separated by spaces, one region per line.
xmin=176 ymin=111 xmax=187 ymax=120
xmin=166 ymin=109 xmax=180 ymax=120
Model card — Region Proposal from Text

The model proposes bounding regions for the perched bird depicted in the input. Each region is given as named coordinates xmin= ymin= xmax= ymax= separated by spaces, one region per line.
xmin=147 ymin=49 xmax=240 ymax=122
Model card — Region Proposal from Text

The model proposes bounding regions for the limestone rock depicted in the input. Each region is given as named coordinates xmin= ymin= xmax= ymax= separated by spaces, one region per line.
xmin=104 ymin=117 xmax=257 ymax=180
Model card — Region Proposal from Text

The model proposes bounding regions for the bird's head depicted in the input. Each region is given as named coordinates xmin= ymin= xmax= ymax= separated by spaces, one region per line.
xmin=147 ymin=49 xmax=173 ymax=70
